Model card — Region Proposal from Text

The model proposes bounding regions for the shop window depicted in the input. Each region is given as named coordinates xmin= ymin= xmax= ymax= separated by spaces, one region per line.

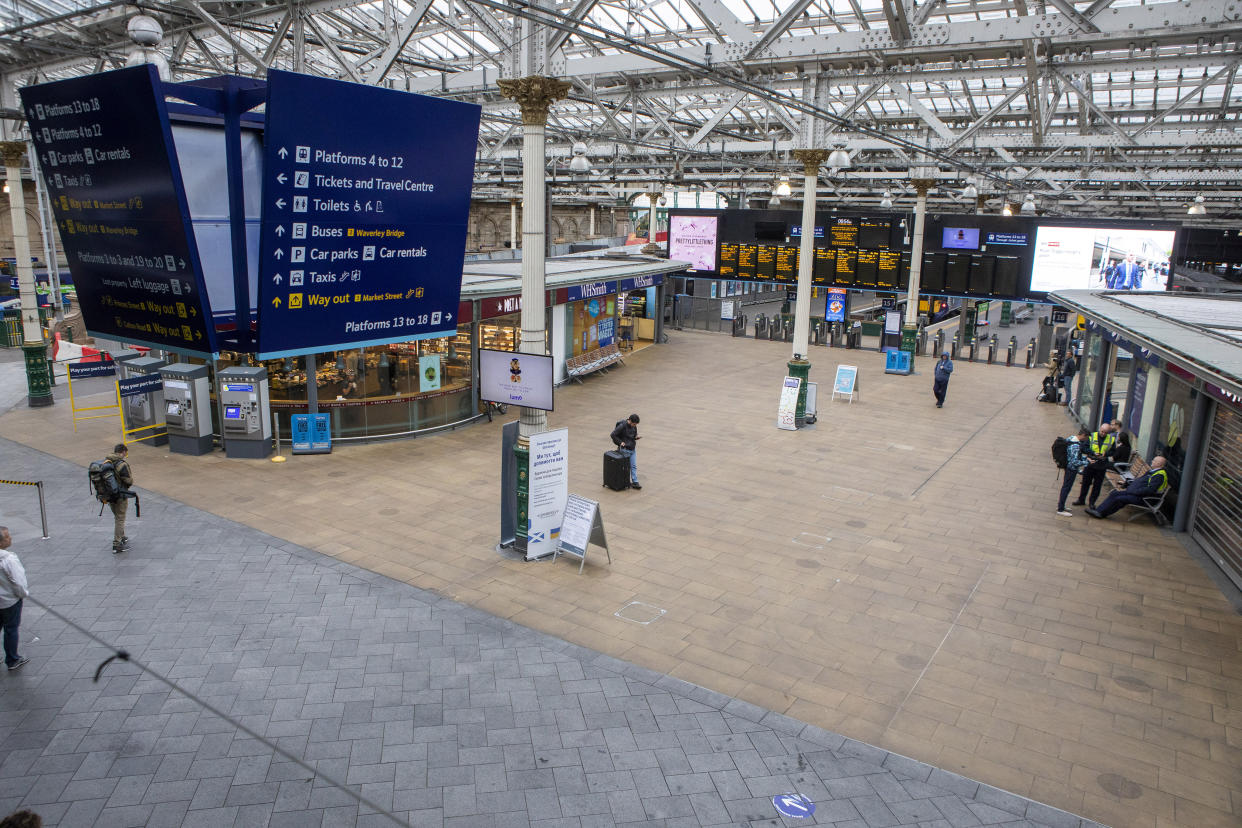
xmin=1157 ymin=377 xmax=1195 ymax=499
xmin=1076 ymin=330 xmax=1099 ymax=423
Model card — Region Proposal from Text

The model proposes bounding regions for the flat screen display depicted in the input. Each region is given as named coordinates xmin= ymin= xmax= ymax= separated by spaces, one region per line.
xmin=224 ymin=405 xmax=242 ymax=419
xmin=945 ymin=254 xmax=970 ymax=293
xmin=167 ymin=400 xmax=182 ymax=416
xmin=1031 ymin=226 xmax=1176 ymax=292
xmin=993 ymin=256 xmax=1019 ymax=296
xmin=479 ymin=348 xmax=553 ymax=411
xmin=943 ymin=227 xmax=980 ymax=250
xmin=668 ymin=215 xmax=719 ymax=271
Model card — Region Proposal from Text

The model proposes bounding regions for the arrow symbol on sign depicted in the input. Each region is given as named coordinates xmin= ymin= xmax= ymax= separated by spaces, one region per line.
xmin=273 ymin=274 xmax=283 ymax=285
xmin=195 ymin=331 xmax=202 ymax=339
xmin=278 ymin=147 xmax=288 ymax=159
xmin=190 ymin=306 xmax=197 ymax=316
xmin=178 ymin=258 xmax=185 ymax=268
xmin=445 ymin=312 xmax=453 ymax=321
xmin=275 ymin=226 xmax=286 ymax=236
xmin=276 ymin=173 xmax=287 ymax=184
xmin=275 ymin=198 xmax=286 ymax=209
xmin=272 ymin=297 xmax=282 ymax=308
xmin=274 ymin=249 xmax=284 ymax=259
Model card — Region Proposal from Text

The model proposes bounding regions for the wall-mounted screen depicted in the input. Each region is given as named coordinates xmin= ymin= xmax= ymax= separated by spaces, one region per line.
xmin=942 ymin=227 xmax=980 ymax=250
xmin=993 ymin=256 xmax=1019 ymax=296
xmin=921 ymin=252 xmax=946 ymax=292
xmin=479 ymin=349 xmax=554 ymax=411
xmin=668 ymin=215 xmax=719 ymax=271
xmin=945 ymin=253 xmax=970 ymax=293
xmin=1031 ymin=225 xmax=1175 ymax=292
xmin=755 ymin=220 xmax=787 ymax=240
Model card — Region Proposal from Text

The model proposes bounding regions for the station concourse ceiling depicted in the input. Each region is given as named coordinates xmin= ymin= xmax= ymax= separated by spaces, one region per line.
xmin=0 ymin=0 xmax=1239 ymax=221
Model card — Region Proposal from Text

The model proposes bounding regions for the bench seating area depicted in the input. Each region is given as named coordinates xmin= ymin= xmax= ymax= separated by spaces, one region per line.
xmin=1104 ymin=453 xmax=1170 ymax=524
xmin=1106 ymin=453 xmax=1148 ymax=490
xmin=566 ymin=343 xmax=625 ymax=383
xmin=1011 ymin=306 xmax=1034 ymax=323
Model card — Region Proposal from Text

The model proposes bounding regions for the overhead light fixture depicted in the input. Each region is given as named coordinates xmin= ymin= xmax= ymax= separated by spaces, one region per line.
xmin=1019 ymin=194 xmax=1037 ymax=215
xmin=827 ymin=146 xmax=852 ymax=169
xmin=1187 ymin=195 xmax=1207 ymax=215
xmin=775 ymin=177 xmax=792 ymax=197
xmin=1001 ymin=203 xmax=1013 ymax=216
xmin=879 ymin=189 xmax=893 ymax=209
xmin=568 ymin=141 xmax=590 ymax=173
xmin=962 ymin=178 xmax=978 ymax=200
xmin=1 ymin=181 xmax=7 ymax=194
xmin=768 ymin=194 xmax=781 ymax=208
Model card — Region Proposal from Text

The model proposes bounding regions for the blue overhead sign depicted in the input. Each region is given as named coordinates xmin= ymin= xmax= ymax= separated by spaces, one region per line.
xmin=618 ymin=274 xmax=663 ymax=292
xmin=20 ymin=65 xmax=216 ymax=354
xmin=985 ymin=231 xmax=1028 ymax=246
xmin=256 ymin=70 xmax=481 ymax=359
xmin=566 ymin=281 xmax=612 ymax=301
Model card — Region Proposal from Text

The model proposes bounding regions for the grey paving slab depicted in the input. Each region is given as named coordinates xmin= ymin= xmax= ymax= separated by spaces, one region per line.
xmin=0 ymin=437 xmax=1103 ymax=827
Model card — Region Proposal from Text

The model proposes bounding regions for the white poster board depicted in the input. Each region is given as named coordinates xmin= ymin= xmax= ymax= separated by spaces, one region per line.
xmin=777 ymin=375 xmax=801 ymax=430
xmin=479 ymin=349 xmax=554 ymax=411
xmin=805 ymin=382 xmax=817 ymax=421
xmin=526 ymin=428 xmax=568 ymax=560
xmin=832 ymin=365 xmax=858 ymax=403
xmin=884 ymin=310 xmax=901 ymax=335
xmin=556 ymin=494 xmax=612 ymax=573
xmin=721 ymin=300 xmax=736 ymax=320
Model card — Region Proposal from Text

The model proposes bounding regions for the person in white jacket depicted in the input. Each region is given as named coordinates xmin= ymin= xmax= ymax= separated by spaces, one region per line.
xmin=0 ymin=526 xmax=30 ymax=671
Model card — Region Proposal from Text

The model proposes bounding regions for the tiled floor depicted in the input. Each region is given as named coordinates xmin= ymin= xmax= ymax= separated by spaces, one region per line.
xmin=2 ymin=328 xmax=1240 ymax=827
xmin=0 ymin=437 xmax=1097 ymax=827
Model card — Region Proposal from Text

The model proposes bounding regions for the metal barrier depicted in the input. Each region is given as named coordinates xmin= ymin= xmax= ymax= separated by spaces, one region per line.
xmin=932 ymin=330 xmax=944 ymax=357
xmin=967 ymin=336 xmax=977 ymax=362
xmin=783 ymin=321 xmax=793 ymax=342
xmin=731 ymin=315 xmax=747 ymax=337
xmin=917 ymin=328 xmax=928 ymax=356
xmin=769 ymin=319 xmax=781 ymax=341
xmin=1007 ymin=335 xmax=1017 ymax=366
xmin=754 ymin=315 xmax=767 ymax=339
xmin=0 ymin=478 xmax=49 ymax=539
xmin=830 ymin=322 xmax=842 ymax=347
xmin=950 ymin=332 xmax=960 ymax=359
xmin=1026 ymin=337 xmax=1036 ymax=368
xmin=988 ymin=334 xmax=999 ymax=364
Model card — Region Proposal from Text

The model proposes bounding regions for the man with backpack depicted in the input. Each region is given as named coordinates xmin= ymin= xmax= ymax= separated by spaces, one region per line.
xmin=105 ymin=444 xmax=134 ymax=553
xmin=1056 ymin=428 xmax=1092 ymax=516
xmin=610 ymin=414 xmax=642 ymax=490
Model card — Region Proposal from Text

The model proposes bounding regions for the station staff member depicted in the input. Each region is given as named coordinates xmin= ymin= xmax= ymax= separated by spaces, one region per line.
xmin=1072 ymin=423 xmax=1115 ymax=509
xmin=1087 ymin=456 xmax=1170 ymax=518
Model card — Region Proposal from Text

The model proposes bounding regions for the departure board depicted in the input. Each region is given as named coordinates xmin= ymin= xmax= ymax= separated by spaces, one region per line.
xmin=830 ymin=219 xmax=859 ymax=248
xmin=835 ymin=248 xmax=857 ymax=285
xmin=899 ymin=252 xmax=911 ymax=289
xmin=922 ymin=252 xmax=947 ymax=292
xmin=756 ymin=245 xmax=777 ymax=280
xmin=878 ymin=251 xmax=901 ymax=289
xmin=945 ymin=253 xmax=970 ymax=293
xmin=969 ymin=254 xmax=994 ymax=294
xmin=737 ymin=243 xmax=757 ymax=280
xmin=993 ymin=256 xmax=1019 ymax=296
xmin=855 ymin=250 xmax=879 ymax=287
xmin=775 ymin=245 xmax=798 ymax=280
xmin=813 ymin=247 xmax=836 ymax=285
xmin=858 ymin=219 xmax=891 ymax=249
xmin=718 ymin=242 xmax=738 ymax=278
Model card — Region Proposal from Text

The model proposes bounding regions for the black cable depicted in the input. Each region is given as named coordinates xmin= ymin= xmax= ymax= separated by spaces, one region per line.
xmin=19 ymin=595 xmax=411 ymax=828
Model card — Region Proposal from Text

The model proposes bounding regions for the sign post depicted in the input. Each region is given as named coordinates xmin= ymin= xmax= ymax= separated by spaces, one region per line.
xmin=831 ymin=365 xmax=859 ymax=403
xmin=555 ymin=494 xmax=611 ymax=573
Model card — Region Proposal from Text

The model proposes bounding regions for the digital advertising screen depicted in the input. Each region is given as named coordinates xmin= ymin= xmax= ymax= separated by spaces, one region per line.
xmin=1031 ymin=225 xmax=1175 ymax=292
xmin=479 ymin=349 xmax=553 ymax=411
xmin=668 ymin=215 xmax=719 ymax=271
xmin=942 ymin=227 xmax=980 ymax=250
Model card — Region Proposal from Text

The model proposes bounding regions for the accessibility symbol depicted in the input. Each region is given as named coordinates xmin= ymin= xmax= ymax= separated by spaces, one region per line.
xmin=772 ymin=793 xmax=815 ymax=818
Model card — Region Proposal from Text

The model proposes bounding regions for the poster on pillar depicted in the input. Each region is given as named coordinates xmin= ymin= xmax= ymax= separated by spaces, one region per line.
xmin=526 ymin=428 xmax=569 ymax=561
xmin=256 ymin=69 xmax=481 ymax=358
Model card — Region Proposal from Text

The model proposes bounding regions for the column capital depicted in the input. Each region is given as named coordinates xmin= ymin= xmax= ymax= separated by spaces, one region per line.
xmin=0 ymin=141 xmax=26 ymax=169
xmin=645 ymin=191 xmax=663 ymax=201
xmin=791 ymin=148 xmax=830 ymax=176
xmin=911 ymin=178 xmax=936 ymax=197
xmin=497 ymin=76 xmax=571 ymax=126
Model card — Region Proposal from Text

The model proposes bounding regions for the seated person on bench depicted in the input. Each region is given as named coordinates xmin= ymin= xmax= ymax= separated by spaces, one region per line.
xmin=1086 ymin=456 xmax=1168 ymax=519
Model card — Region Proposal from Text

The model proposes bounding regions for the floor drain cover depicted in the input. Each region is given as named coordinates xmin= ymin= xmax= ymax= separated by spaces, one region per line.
xmin=897 ymin=654 xmax=926 ymax=670
xmin=1097 ymin=773 xmax=1143 ymax=799
xmin=615 ymin=601 xmax=666 ymax=624
xmin=1086 ymin=548 xmax=1113 ymax=559
xmin=792 ymin=533 xmax=831 ymax=549
xmin=1113 ymin=675 xmax=1153 ymax=692
xmin=847 ymin=520 xmax=867 ymax=528
xmin=1114 ymin=604 xmax=1143 ymax=617
xmin=796 ymin=559 xmax=820 ymax=569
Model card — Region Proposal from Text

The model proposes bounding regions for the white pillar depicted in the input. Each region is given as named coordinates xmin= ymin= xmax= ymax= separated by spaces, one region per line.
xmin=498 ymin=76 xmax=570 ymax=440
xmin=790 ymin=150 xmax=827 ymax=358
xmin=588 ymin=205 xmax=595 ymax=237
xmin=3 ymin=149 xmax=41 ymax=344
xmin=641 ymin=190 xmax=661 ymax=253
xmin=904 ymin=179 xmax=934 ymax=327
xmin=509 ymin=199 xmax=518 ymax=250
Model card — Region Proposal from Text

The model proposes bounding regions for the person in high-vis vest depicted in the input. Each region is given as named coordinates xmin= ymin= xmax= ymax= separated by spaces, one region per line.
xmin=1072 ymin=423 xmax=1116 ymax=508
xmin=1087 ymin=456 xmax=1169 ymax=519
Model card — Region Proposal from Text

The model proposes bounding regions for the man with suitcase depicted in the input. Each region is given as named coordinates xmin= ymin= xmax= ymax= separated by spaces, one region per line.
xmin=609 ymin=414 xmax=642 ymax=490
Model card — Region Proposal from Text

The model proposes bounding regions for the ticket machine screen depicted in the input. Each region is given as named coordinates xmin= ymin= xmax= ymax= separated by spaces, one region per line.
xmin=167 ymin=400 xmax=182 ymax=417
xmin=225 ymin=405 xmax=242 ymax=419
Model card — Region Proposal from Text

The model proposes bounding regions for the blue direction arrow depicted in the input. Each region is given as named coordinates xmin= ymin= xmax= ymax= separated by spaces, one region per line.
xmin=772 ymin=793 xmax=816 ymax=819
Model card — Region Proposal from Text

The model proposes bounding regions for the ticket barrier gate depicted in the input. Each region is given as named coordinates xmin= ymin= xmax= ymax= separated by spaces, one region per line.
xmin=122 ymin=356 xmax=168 ymax=447
xmin=950 ymin=332 xmax=960 ymax=359
xmin=932 ymin=330 xmax=944 ymax=358
xmin=1026 ymin=337 xmax=1037 ymax=368
xmin=160 ymin=363 xmax=213 ymax=455
xmin=754 ymin=315 xmax=768 ymax=340
xmin=731 ymin=314 xmax=747 ymax=337
xmin=829 ymin=322 xmax=843 ymax=348
xmin=1006 ymin=336 xmax=1017 ymax=367
xmin=917 ymin=328 xmax=928 ymax=355
xmin=218 ymin=365 xmax=272 ymax=459
xmin=967 ymin=336 xmax=978 ymax=362
xmin=986 ymin=334 xmax=998 ymax=364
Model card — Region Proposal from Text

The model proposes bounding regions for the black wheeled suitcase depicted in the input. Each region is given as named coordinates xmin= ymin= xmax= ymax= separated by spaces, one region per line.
xmin=603 ymin=451 xmax=630 ymax=491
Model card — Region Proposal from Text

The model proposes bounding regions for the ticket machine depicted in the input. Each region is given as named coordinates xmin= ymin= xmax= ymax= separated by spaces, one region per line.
xmin=160 ymin=363 xmax=213 ymax=455
xmin=217 ymin=365 xmax=272 ymax=458
xmin=121 ymin=355 xmax=168 ymax=446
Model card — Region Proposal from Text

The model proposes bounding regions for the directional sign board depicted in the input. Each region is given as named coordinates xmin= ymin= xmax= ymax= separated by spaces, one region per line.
xmin=256 ymin=70 xmax=481 ymax=358
xmin=20 ymin=65 xmax=216 ymax=354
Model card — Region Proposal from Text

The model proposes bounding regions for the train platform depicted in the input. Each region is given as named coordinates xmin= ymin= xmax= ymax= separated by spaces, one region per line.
xmin=1 ymin=331 xmax=1239 ymax=827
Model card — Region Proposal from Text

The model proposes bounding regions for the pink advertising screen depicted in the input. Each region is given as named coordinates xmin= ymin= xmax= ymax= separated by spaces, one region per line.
xmin=669 ymin=215 xmax=719 ymax=271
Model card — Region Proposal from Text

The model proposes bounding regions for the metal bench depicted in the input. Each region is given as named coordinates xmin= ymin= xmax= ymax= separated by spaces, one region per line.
xmin=566 ymin=343 xmax=625 ymax=384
